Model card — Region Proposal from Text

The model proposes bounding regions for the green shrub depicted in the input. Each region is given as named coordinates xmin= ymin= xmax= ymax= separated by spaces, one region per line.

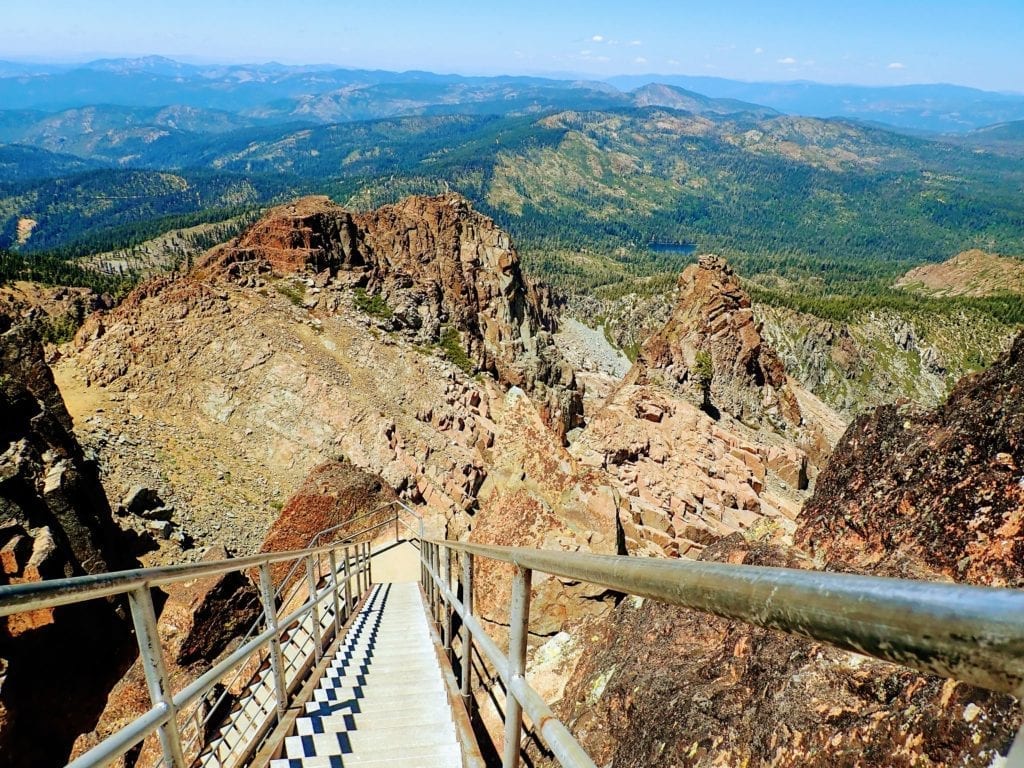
xmin=273 ymin=281 xmax=305 ymax=307
xmin=353 ymin=288 xmax=393 ymax=319
xmin=440 ymin=326 xmax=474 ymax=374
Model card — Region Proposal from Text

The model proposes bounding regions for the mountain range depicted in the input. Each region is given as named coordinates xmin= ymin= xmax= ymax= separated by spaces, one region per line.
xmin=2 ymin=56 xmax=1024 ymax=133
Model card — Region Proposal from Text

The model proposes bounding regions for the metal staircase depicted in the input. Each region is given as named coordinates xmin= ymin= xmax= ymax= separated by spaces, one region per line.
xmin=1 ymin=499 xmax=1023 ymax=768
xmin=274 ymin=582 xmax=461 ymax=767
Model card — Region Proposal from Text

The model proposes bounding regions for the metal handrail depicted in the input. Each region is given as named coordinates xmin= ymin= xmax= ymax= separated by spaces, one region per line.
xmin=416 ymin=538 xmax=1024 ymax=768
xmin=436 ymin=540 xmax=1024 ymax=697
xmin=11 ymin=496 xmax=1018 ymax=768
xmin=0 ymin=503 xmax=410 ymax=768
xmin=185 ymin=502 xmax=415 ymax=761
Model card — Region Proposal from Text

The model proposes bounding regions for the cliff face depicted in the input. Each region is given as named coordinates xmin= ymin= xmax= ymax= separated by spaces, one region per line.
xmin=0 ymin=314 xmax=134 ymax=767
xmin=798 ymin=330 xmax=1024 ymax=584
xmin=542 ymin=332 xmax=1024 ymax=767
xmin=206 ymin=194 xmax=581 ymax=439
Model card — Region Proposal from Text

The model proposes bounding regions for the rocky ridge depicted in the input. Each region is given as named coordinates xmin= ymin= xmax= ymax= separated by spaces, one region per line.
xmin=895 ymin=248 xmax=1024 ymax=297
xmin=204 ymin=194 xmax=582 ymax=439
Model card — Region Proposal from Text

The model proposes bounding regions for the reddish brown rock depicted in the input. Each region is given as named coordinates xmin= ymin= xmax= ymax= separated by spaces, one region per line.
xmin=799 ymin=330 xmax=1024 ymax=585
xmin=260 ymin=460 xmax=398 ymax=585
xmin=627 ymin=254 xmax=802 ymax=430
xmin=205 ymin=194 xmax=582 ymax=439
xmin=544 ymin=537 xmax=1019 ymax=768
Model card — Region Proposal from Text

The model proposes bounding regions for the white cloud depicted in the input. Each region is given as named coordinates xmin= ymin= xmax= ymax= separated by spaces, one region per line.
xmin=591 ymin=34 xmax=604 ymax=42
xmin=634 ymin=56 xmax=648 ymax=64
xmin=629 ymin=39 xmax=643 ymax=46
xmin=777 ymin=56 xmax=797 ymax=65
xmin=887 ymin=61 xmax=906 ymax=69
xmin=753 ymin=47 xmax=764 ymax=54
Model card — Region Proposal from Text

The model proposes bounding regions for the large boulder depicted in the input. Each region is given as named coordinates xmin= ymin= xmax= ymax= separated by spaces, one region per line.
xmin=260 ymin=459 xmax=398 ymax=586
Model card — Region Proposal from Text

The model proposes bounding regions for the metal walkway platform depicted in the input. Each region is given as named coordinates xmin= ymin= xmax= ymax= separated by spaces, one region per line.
xmin=272 ymin=582 xmax=461 ymax=767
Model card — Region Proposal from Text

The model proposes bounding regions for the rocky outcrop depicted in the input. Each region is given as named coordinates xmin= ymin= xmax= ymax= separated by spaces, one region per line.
xmin=799 ymin=330 xmax=1024 ymax=584
xmin=205 ymin=194 xmax=581 ymax=439
xmin=0 ymin=315 xmax=134 ymax=767
xmin=260 ymin=460 xmax=398 ymax=585
xmin=539 ymin=333 xmax=1024 ymax=767
xmin=71 ymin=545 xmax=261 ymax=768
xmin=572 ymin=383 xmax=808 ymax=558
xmin=568 ymin=256 xmax=841 ymax=558
xmin=470 ymin=388 xmax=621 ymax=637
xmin=628 ymin=255 xmax=802 ymax=430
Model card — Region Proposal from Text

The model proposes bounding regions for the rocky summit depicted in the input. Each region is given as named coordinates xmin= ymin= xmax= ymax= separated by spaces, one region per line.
xmin=628 ymin=254 xmax=802 ymax=430
xmin=206 ymin=194 xmax=582 ymax=439
xmin=2 ymin=189 xmax=1020 ymax=767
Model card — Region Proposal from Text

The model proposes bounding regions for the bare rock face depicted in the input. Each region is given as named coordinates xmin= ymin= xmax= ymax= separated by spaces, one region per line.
xmin=799 ymin=330 xmax=1024 ymax=584
xmin=470 ymin=388 xmax=621 ymax=637
xmin=71 ymin=545 xmax=261 ymax=768
xmin=572 ymin=383 xmax=808 ymax=559
xmin=206 ymin=194 xmax=582 ymax=439
xmin=628 ymin=254 xmax=802 ymax=430
xmin=0 ymin=316 xmax=134 ymax=767
xmin=546 ymin=537 xmax=1019 ymax=768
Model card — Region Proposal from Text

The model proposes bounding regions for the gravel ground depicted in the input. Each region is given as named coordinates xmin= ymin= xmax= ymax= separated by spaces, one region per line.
xmin=554 ymin=318 xmax=632 ymax=378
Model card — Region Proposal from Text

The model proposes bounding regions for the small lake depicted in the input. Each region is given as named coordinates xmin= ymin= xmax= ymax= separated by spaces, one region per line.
xmin=648 ymin=241 xmax=697 ymax=255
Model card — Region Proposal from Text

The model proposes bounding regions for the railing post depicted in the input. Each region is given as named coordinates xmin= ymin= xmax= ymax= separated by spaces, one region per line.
xmin=343 ymin=545 xmax=352 ymax=611
xmin=503 ymin=565 xmax=532 ymax=768
xmin=367 ymin=540 xmax=373 ymax=588
xmin=430 ymin=543 xmax=439 ymax=623
xmin=128 ymin=586 xmax=186 ymax=768
xmin=258 ymin=562 xmax=288 ymax=719
xmin=460 ymin=551 xmax=474 ymax=706
xmin=329 ymin=549 xmax=342 ymax=636
xmin=364 ymin=540 xmax=372 ymax=593
xmin=305 ymin=554 xmax=323 ymax=664
xmin=441 ymin=545 xmax=452 ymax=653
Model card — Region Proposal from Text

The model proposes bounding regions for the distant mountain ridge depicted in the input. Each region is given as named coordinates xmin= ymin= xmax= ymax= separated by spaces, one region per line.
xmin=1 ymin=57 xmax=1023 ymax=132
xmin=607 ymin=74 xmax=1024 ymax=132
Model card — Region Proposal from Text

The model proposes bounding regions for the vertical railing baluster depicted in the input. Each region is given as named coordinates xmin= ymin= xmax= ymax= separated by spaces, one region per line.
xmin=503 ymin=565 xmax=532 ymax=768
xmin=460 ymin=551 xmax=474 ymax=706
xmin=441 ymin=545 xmax=452 ymax=654
xmin=257 ymin=562 xmax=288 ymax=718
xmin=128 ymin=585 xmax=186 ymax=768
xmin=305 ymin=554 xmax=322 ymax=664
xmin=343 ymin=545 xmax=352 ymax=610
xmin=329 ymin=549 xmax=342 ymax=636
xmin=367 ymin=540 xmax=373 ymax=588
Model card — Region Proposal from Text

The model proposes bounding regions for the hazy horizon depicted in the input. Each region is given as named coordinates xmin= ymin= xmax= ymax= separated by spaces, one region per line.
xmin=2 ymin=0 xmax=1022 ymax=92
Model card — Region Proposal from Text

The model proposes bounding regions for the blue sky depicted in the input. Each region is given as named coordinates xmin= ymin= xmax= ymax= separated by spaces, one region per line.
xmin=2 ymin=0 xmax=1021 ymax=91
